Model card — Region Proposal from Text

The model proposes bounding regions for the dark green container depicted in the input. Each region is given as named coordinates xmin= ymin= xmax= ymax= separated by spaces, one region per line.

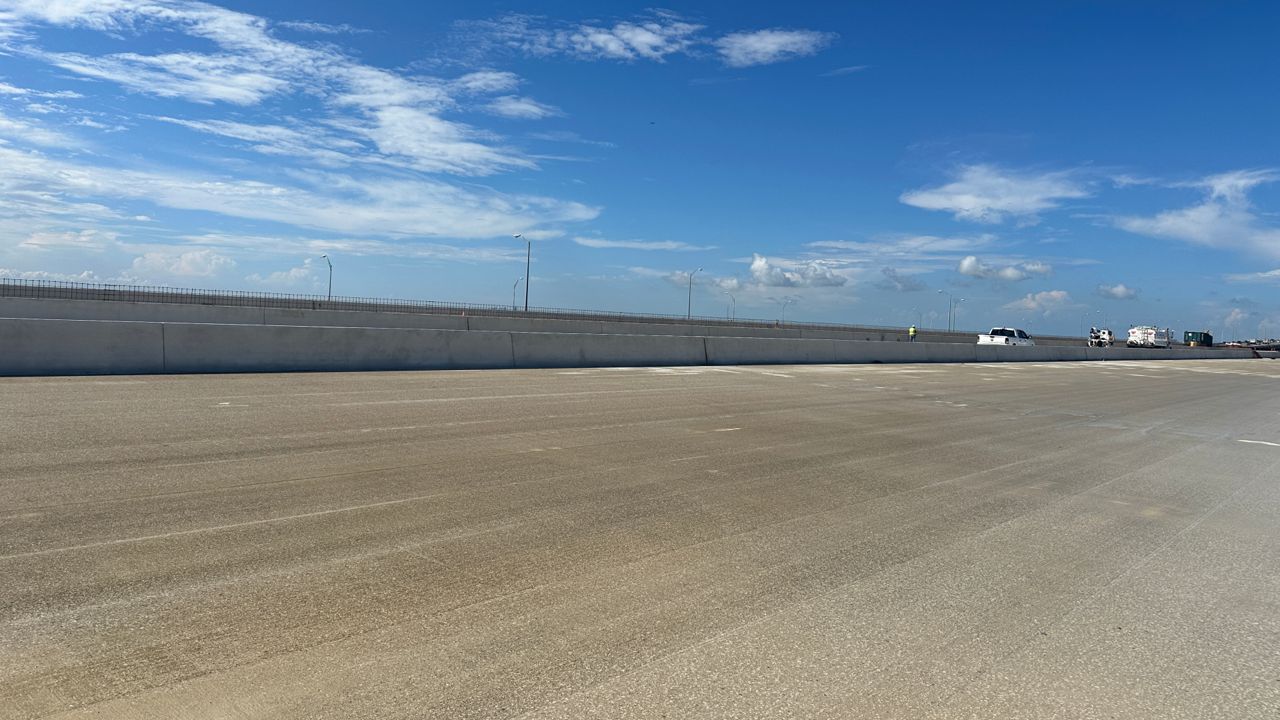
xmin=1183 ymin=331 xmax=1213 ymax=347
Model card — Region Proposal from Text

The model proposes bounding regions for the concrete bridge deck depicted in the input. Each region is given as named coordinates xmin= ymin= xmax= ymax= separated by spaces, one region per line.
xmin=2 ymin=360 xmax=1278 ymax=718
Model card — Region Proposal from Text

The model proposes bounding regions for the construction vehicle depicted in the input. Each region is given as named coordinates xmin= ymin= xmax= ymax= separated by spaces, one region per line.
xmin=1183 ymin=331 xmax=1213 ymax=347
xmin=1087 ymin=327 xmax=1114 ymax=347
xmin=1127 ymin=326 xmax=1171 ymax=348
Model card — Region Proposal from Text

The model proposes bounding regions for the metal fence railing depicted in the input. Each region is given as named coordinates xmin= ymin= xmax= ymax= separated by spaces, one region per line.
xmin=0 ymin=277 xmax=954 ymax=335
xmin=2 ymin=277 xmax=1107 ymax=344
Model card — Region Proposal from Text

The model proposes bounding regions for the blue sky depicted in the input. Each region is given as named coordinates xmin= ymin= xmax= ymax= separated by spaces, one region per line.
xmin=1 ymin=1 xmax=1278 ymax=337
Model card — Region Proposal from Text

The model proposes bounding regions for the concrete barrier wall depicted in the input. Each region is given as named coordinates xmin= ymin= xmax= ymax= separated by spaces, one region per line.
xmin=706 ymin=337 xmax=835 ymax=365
xmin=512 ymin=332 xmax=705 ymax=368
xmin=470 ymin=316 xmax=606 ymax=335
xmin=162 ymin=324 xmax=516 ymax=373
xmin=0 ymin=317 xmax=1258 ymax=376
xmin=0 ymin=318 xmax=165 ymax=375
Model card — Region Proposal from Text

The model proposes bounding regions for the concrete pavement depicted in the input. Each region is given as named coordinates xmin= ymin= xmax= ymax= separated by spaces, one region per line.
xmin=1 ymin=360 xmax=1278 ymax=718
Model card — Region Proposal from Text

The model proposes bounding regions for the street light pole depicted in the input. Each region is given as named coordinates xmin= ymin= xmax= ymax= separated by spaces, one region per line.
xmin=722 ymin=291 xmax=735 ymax=320
xmin=937 ymin=289 xmax=952 ymax=332
xmin=514 ymin=234 xmax=529 ymax=312
xmin=687 ymin=267 xmax=702 ymax=319
xmin=953 ymin=298 xmax=965 ymax=332
xmin=512 ymin=277 xmax=522 ymax=312
xmin=320 ymin=254 xmax=332 ymax=301
xmin=780 ymin=297 xmax=795 ymax=323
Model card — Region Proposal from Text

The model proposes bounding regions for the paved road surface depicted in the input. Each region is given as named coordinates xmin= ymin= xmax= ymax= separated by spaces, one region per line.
xmin=2 ymin=360 xmax=1278 ymax=719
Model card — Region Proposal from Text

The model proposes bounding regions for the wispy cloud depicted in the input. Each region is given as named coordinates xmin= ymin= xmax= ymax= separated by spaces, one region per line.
xmin=0 ymin=144 xmax=597 ymax=239
xmin=183 ymin=233 xmax=528 ymax=264
xmin=451 ymin=70 xmax=521 ymax=94
xmin=485 ymin=95 xmax=562 ymax=120
xmin=820 ymin=65 xmax=868 ymax=77
xmin=1224 ymin=268 xmax=1280 ymax=284
xmin=527 ymin=130 xmax=615 ymax=148
xmin=1114 ymin=169 xmax=1280 ymax=259
xmin=0 ymin=107 xmax=76 ymax=146
xmin=472 ymin=12 xmax=704 ymax=63
xmin=0 ymin=81 xmax=81 ymax=98
xmin=900 ymin=164 xmax=1089 ymax=224
xmin=464 ymin=13 xmax=833 ymax=68
xmin=573 ymin=237 xmax=712 ymax=251
xmin=804 ymin=234 xmax=1003 ymax=276
xmin=19 ymin=229 xmax=116 ymax=251
xmin=2 ymin=1 xmax=560 ymax=177
xmin=716 ymin=29 xmax=836 ymax=67
xmin=276 ymin=20 xmax=368 ymax=35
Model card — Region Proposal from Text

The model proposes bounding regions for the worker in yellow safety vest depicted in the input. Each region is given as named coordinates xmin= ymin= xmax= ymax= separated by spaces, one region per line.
xmin=908 ymin=325 xmax=917 ymax=342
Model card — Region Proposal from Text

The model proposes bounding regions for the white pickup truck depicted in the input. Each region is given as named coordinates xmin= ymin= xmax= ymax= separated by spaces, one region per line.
xmin=977 ymin=327 xmax=1035 ymax=346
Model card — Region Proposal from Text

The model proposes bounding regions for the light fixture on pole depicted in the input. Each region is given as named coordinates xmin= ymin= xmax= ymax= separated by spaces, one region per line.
xmin=514 ymin=234 xmax=529 ymax=312
xmin=780 ymin=296 xmax=795 ymax=323
xmin=687 ymin=267 xmax=702 ymax=319
xmin=320 ymin=254 xmax=332 ymax=301
xmin=722 ymin=290 xmax=735 ymax=321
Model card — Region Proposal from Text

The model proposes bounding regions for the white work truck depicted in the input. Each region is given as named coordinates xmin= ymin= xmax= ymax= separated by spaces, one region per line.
xmin=1127 ymin=326 xmax=1171 ymax=348
xmin=1088 ymin=328 xmax=1115 ymax=347
xmin=977 ymin=327 xmax=1035 ymax=346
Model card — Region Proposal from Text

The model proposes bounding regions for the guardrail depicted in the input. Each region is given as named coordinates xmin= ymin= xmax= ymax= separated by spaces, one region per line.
xmin=1 ymin=277 xmax=990 ymax=337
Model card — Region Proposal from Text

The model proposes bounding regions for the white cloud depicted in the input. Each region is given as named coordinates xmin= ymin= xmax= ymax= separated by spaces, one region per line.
xmin=0 ymin=81 xmax=81 ymax=98
xmin=1003 ymin=289 xmax=1072 ymax=315
xmin=480 ymin=13 xmax=704 ymax=62
xmin=956 ymin=255 xmax=1052 ymax=281
xmin=246 ymin=257 xmax=319 ymax=287
xmin=0 ymin=266 xmax=101 ymax=282
xmin=451 ymin=70 xmax=520 ymax=94
xmin=1114 ymin=169 xmax=1280 ymax=259
xmin=1225 ymin=268 xmax=1280 ymax=284
xmin=573 ymin=236 xmax=710 ymax=251
xmin=820 ymin=65 xmax=868 ymax=77
xmin=750 ymin=253 xmax=847 ymax=287
xmin=484 ymin=95 xmax=562 ymax=120
xmin=1224 ymin=307 xmax=1249 ymax=327
xmin=900 ymin=165 xmax=1089 ymax=224
xmin=1096 ymin=283 xmax=1138 ymax=299
xmin=471 ymin=13 xmax=832 ymax=68
xmin=716 ymin=29 xmax=836 ymax=68
xmin=277 ymin=20 xmax=366 ymax=35
xmin=18 ymin=228 xmax=115 ymax=250
xmin=182 ymin=233 xmax=526 ymax=263
xmin=363 ymin=106 xmax=533 ymax=175
xmin=4 ymin=1 xmax=541 ymax=177
xmin=131 ymin=248 xmax=236 ymax=277
xmin=0 ymin=144 xmax=596 ymax=240
xmin=0 ymin=107 xmax=75 ymax=146
xmin=528 ymin=130 xmax=615 ymax=148
xmin=34 ymin=49 xmax=287 ymax=105
xmin=877 ymin=267 xmax=926 ymax=292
